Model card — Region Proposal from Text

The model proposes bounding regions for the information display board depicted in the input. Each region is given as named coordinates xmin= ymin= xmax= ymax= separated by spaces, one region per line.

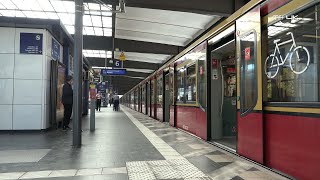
xmin=20 ymin=33 xmax=43 ymax=54
xmin=51 ymin=38 xmax=61 ymax=61
xmin=101 ymin=69 xmax=127 ymax=76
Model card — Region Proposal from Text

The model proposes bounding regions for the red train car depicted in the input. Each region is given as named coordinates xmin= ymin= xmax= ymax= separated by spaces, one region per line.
xmin=122 ymin=0 xmax=320 ymax=179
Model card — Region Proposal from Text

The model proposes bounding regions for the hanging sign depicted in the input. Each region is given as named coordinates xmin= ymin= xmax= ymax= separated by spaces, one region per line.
xmin=97 ymin=83 xmax=107 ymax=93
xmin=101 ymin=69 xmax=127 ymax=76
xmin=119 ymin=52 xmax=126 ymax=61
xmin=113 ymin=60 xmax=123 ymax=68
xmin=51 ymin=38 xmax=60 ymax=61
xmin=20 ymin=33 xmax=43 ymax=54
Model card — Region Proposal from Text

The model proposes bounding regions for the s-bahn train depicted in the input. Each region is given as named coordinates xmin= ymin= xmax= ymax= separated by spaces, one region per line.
xmin=122 ymin=0 xmax=320 ymax=179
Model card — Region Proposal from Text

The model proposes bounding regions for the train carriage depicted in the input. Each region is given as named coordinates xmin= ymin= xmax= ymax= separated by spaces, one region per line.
xmin=122 ymin=0 xmax=320 ymax=179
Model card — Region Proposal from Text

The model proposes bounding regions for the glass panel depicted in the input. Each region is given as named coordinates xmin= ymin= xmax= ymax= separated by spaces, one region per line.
xmin=151 ymin=80 xmax=155 ymax=104
xmin=186 ymin=64 xmax=197 ymax=103
xmin=142 ymin=86 xmax=145 ymax=106
xmin=240 ymin=31 xmax=257 ymax=115
xmin=170 ymin=70 xmax=174 ymax=105
xmin=264 ymin=4 xmax=320 ymax=102
xmin=176 ymin=68 xmax=185 ymax=103
xmin=157 ymin=76 xmax=163 ymax=106
xmin=198 ymin=54 xmax=207 ymax=108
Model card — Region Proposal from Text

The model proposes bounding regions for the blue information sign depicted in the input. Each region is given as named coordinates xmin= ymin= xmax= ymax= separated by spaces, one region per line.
xmin=101 ymin=69 xmax=127 ymax=76
xmin=97 ymin=82 xmax=108 ymax=93
xmin=20 ymin=33 xmax=43 ymax=54
xmin=51 ymin=38 xmax=60 ymax=60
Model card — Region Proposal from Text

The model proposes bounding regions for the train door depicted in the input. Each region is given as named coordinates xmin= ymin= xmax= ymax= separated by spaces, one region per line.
xmin=150 ymin=80 xmax=154 ymax=117
xmin=164 ymin=73 xmax=170 ymax=122
xmin=169 ymin=66 xmax=175 ymax=127
xmin=210 ymin=25 xmax=237 ymax=150
xmin=146 ymin=82 xmax=150 ymax=115
xmin=236 ymin=7 xmax=263 ymax=163
xmin=49 ymin=60 xmax=65 ymax=129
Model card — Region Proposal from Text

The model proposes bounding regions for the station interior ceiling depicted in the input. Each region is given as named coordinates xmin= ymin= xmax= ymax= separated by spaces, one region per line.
xmin=0 ymin=0 xmax=249 ymax=94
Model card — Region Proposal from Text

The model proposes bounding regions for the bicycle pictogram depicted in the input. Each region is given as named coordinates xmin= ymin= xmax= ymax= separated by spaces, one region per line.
xmin=264 ymin=32 xmax=310 ymax=78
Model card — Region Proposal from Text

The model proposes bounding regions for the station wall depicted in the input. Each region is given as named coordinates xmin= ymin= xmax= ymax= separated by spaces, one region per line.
xmin=0 ymin=27 xmax=63 ymax=130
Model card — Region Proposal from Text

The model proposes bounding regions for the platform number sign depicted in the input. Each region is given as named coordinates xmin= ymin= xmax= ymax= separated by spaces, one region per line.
xmin=114 ymin=60 xmax=123 ymax=68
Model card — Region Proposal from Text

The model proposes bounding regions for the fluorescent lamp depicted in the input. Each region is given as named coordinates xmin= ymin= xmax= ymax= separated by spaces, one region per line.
xmin=274 ymin=21 xmax=298 ymax=28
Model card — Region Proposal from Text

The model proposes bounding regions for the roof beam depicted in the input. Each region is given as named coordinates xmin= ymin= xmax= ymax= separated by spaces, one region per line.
xmin=125 ymin=0 xmax=235 ymax=16
xmin=82 ymin=35 xmax=182 ymax=55
xmin=87 ymin=57 xmax=159 ymax=70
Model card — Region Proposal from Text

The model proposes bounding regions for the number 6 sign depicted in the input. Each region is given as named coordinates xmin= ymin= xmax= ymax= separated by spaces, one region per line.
xmin=114 ymin=60 xmax=123 ymax=68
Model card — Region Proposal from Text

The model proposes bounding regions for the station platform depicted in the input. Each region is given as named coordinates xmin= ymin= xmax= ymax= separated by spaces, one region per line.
xmin=0 ymin=106 xmax=288 ymax=180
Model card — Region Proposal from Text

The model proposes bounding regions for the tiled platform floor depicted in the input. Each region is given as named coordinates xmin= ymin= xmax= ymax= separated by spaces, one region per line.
xmin=0 ymin=106 xmax=289 ymax=180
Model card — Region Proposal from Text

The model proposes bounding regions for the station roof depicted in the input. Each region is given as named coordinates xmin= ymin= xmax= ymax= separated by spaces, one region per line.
xmin=0 ymin=0 xmax=248 ymax=94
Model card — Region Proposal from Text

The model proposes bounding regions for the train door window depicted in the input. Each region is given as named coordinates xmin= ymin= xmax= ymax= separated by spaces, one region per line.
xmin=176 ymin=67 xmax=185 ymax=103
xmin=157 ymin=76 xmax=163 ymax=106
xmin=198 ymin=52 xmax=207 ymax=109
xmin=169 ymin=69 xmax=174 ymax=105
xmin=240 ymin=31 xmax=258 ymax=116
xmin=263 ymin=3 xmax=320 ymax=103
xmin=186 ymin=63 xmax=197 ymax=104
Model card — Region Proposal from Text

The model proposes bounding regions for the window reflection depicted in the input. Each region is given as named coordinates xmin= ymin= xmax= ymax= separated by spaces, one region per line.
xmin=264 ymin=4 xmax=320 ymax=102
xmin=186 ymin=64 xmax=197 ymax=103
xmin=240 ymin=31 xmax=257 ymax=115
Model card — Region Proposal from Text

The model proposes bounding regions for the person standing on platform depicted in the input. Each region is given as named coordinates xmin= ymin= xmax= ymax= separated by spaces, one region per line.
xmin=113 ymin=93 xmax=120 ymax=111
xmin=96 ymin=91 xmax=102 ymax=111
xmin=62 ymin=75 xmax=73 ymax=130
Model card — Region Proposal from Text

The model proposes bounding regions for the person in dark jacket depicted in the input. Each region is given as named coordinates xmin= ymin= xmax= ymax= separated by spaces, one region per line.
xmin=62 ymin=75 xmax=73 ymax=130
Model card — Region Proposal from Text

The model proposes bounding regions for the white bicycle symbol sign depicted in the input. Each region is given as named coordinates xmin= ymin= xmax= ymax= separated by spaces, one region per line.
xmin=264 ymin=32 xmax=310 ymax=78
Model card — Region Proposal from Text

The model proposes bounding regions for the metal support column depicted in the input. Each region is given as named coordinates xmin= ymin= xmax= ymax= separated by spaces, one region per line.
xmin=90 ymin=99 xmax=96 ymax=131
xmin=83 ymin=77 xmax=89 ymax=115
xmin=73 ymin=0 xmax=83 ymax=147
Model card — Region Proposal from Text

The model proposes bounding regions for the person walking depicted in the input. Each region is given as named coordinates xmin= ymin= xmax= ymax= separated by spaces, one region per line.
xmin=96 ymin=91 xmax=102 ymax=111
xmin=62 ymin=75 xmax=73 ymax=130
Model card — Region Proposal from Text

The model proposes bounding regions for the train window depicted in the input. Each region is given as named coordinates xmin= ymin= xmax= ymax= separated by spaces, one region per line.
xmin=157 ymin=76 xmax=163 ymax=106
xmin=186 ymin=64 xmax=197 ymax=103
xmin=151 ymin=80 xmax=155 ymax=104
xmin=240 ymin=31 xmax=258 ymax=116
xmin=198 ymin=53 xmax=207 ymax=109
xmin=176 ymin=68 xmax=185 ymax=103
xmin=263 ymin=4 xmax=320 ymax=102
